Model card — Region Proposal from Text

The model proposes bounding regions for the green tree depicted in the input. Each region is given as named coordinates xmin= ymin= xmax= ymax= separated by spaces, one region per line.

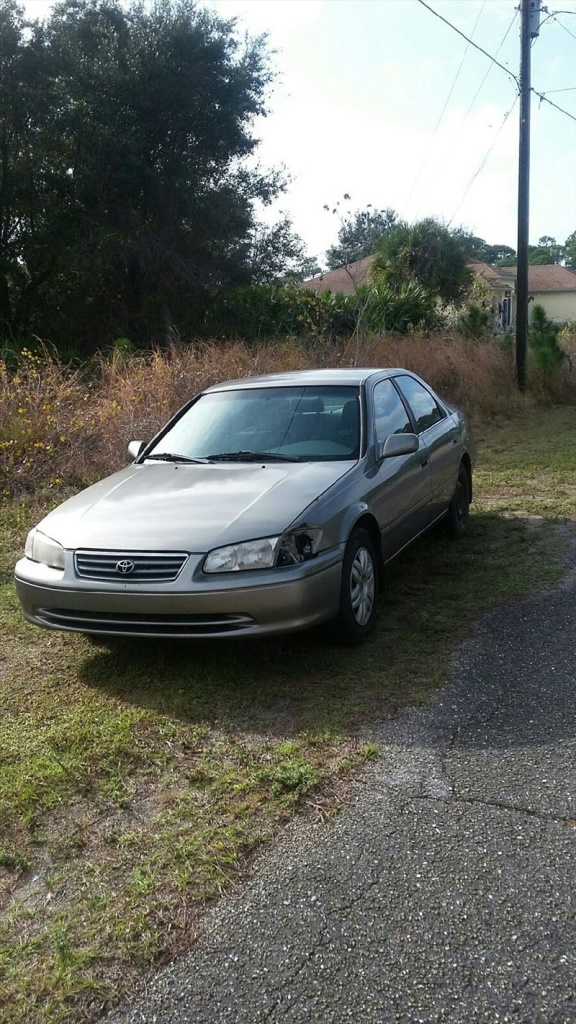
xmin=0 ymin=0 xmax=300 ymax=349
xmin=485 ymin=244 xmax=516 ymax=265
xmin=563 ymin=230 xmax=576 ymax=270
xmin=528 ymin=236 xmax=565 ymax=265
xmin=325 ymin=207 xmax=398 ymax=270
xmin=371 ymin=218 xmax=471 ymax=305
xmin=0 ymin=1 xmax=61 ymax=335
xmin=245 ymin=217 xmax=310 ymax=284
xmin=457 ymin=303 xmax=491 ymax=340
xmin=454 ymin=231 xmax=516 ymax=266
xmin=528 ymin=303 xmax=565 ymax=381
xmin=495 ymin=254 xmax=517 ymax=267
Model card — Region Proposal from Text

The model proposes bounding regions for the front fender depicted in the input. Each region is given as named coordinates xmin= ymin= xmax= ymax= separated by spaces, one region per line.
xmin=337 ymin=501 xmax=373 ymax=546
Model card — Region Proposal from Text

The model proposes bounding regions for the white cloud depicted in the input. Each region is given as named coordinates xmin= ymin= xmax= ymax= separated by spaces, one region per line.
xmin=209 ymin=0 xmax=324 ymax=33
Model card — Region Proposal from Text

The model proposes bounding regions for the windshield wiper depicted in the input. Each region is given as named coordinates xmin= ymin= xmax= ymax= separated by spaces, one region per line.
xmin=205 ymin=450 xmax=301 ymax=463
xmin=144 ymin=452 xmax=209 ymax=464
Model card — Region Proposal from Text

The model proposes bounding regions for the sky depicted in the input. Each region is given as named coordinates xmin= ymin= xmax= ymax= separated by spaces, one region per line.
xmin=24 ymin=0 xmax=576 ymax=267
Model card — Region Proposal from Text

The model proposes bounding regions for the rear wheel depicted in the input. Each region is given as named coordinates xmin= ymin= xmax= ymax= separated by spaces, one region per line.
xmin=446 ymin=465 xmax=470 ymax=538
xmin=333 ymin=528 xmax=379 ymax=645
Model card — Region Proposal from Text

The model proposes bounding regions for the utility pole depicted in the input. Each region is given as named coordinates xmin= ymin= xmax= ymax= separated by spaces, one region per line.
xmin=515 ymin=0 xmax=541 ymax=392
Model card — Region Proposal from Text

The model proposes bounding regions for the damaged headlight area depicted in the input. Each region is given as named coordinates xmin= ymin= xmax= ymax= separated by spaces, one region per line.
xmin=203 ymin=527 xmax=324 ymax=574
xmin=275 ymin=527 xmax=323 ymax=566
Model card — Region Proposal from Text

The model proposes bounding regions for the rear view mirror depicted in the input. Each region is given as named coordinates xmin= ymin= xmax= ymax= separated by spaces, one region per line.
xmin=128 ymin=440 xmax=147 ymax=460
xmin=377 ymin=433 xmax=419 ymax=460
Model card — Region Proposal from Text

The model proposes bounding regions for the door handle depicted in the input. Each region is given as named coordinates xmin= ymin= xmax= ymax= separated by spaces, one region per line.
xmin=419 ymin=454 xmax=429 ymax=468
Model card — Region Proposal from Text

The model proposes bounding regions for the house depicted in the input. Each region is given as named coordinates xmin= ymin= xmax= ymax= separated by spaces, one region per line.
xmin=300 ymin=256 xmax=372 ymax=295
xmin=302 ymin=256 xmax=576 ymax=326
xmin=469 ymin=261 xmax=576 ymax=327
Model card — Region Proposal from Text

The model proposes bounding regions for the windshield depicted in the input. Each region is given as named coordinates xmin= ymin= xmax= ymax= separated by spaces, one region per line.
xmin=146 ymin=386 xmax=361 ymax=463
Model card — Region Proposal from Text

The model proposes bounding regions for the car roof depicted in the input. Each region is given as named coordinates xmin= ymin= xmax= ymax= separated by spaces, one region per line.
xmin=204 ymin=367 xmax=409 ymax=392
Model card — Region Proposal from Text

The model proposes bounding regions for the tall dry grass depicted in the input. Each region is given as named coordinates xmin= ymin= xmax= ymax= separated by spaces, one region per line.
xmin=1 ymin=334 xmax=573 ymax=495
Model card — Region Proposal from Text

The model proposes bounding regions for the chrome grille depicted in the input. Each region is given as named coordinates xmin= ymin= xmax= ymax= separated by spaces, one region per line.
xmin=74 ymin=550 xmax=188 ymax=583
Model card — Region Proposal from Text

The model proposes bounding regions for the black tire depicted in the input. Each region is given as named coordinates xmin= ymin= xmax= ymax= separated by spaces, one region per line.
xmin=333 ymin=528 xmax=379 ymax=645
xmin=446 ymin=465 xmax=470 ymax=539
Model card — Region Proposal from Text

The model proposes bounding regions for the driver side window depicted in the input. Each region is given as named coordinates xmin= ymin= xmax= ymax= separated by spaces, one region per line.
xmin=373 ymin=380 xmax=412 ymax=442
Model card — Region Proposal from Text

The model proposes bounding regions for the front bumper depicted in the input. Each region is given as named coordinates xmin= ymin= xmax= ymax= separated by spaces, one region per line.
xmin=14 ymin=548 xmax=343 ymax=639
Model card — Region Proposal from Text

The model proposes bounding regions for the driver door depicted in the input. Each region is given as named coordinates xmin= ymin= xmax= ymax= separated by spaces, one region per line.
xmin=365 ymin=378 xmax=432 ymax=559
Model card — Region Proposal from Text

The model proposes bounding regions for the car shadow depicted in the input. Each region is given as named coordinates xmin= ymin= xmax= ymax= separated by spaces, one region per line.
xmin=77 ymin=511 xmax=572 ymax=744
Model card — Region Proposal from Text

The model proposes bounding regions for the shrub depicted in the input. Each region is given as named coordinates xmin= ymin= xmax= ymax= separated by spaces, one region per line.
xmin=456 ymin=303 xmax=491 ymax=341
xmin=1 ymin=333 xmax=573 ymax=496
xmin=0 ymin=348 xmax=100 ymax=495
xmin=202 ymin=281 xmax=435 ymax=342
xmin=558 ymin=320 xmax=576 ymax=363
xmin=528 ymin=304 xmax=566 ymax=393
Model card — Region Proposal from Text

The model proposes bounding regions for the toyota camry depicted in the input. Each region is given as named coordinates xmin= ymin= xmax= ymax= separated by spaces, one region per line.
xmin=15 ymin=368 xmax=476 ymax=644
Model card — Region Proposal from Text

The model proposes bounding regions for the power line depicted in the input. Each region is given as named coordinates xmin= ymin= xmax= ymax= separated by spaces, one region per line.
xmin=531 ymin=87 xmax=576 ymax=121
xmin=447 ymin=97 xmax=519 ymax=227
xmin=417 ymin=2 xmax=575 ymax=125
xmin=539 ymin=7 xmax=576 ymax=37
xmin=411 ymin=0 xmax=575 ymax=229
xmin=415 ymin=0 xmax=519 ymax=85
xmin=551 ymin=16 xmax=576 ymax=40
xmin=403 ymin=1 xmax=487 ymax=217
xmin=413 ymin=8 xmax=518 ymax=219
xmin=538 ymin=86 xmax=576 ymax=93
xmin=543 ymin=8 xmax=576 ymax=16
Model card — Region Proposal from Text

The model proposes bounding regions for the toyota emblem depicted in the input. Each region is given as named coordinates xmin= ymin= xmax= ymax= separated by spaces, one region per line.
xmin=116 ymin=559 xmax=135 ymax=575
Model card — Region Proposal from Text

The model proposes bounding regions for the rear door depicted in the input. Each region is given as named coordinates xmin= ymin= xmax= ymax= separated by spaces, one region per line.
xmin=366 ymin=378 xmax=432 ymax=559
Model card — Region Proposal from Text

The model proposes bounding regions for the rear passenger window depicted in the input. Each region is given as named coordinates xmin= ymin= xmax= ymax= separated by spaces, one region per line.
xmin=372 ymin=379 xmax=412 ymax=442
xmin=395 ymin=376 xmax=444 ymax=433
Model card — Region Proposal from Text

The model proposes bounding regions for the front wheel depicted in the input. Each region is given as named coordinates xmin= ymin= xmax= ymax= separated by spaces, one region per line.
xmin=446 ymin=465 xmax=470 ymax=538
xmin=333 ymin=528 xmax=379 ymax=645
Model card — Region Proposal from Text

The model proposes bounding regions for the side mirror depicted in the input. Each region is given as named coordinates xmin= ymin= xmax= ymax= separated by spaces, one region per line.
xmin=377 ymin=433 xmax=419 ymax=461
xmin=128 ymin=440 xmax=147 ymax=461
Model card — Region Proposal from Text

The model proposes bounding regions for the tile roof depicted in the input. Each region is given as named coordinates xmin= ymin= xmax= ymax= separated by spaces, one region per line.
xmin=301 ymin=257 xmax=576 ymax=295
xmin=470 ymin=261 xmax=576 ymax=292
xmin=300 ymin=256 xmax=372 ymax=294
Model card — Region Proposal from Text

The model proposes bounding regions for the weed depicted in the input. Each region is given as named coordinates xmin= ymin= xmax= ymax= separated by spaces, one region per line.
xmin=1 ymin=336 xmax=574 ymax=496
xmin=0 ymin=407 xmax=574 ymax=1023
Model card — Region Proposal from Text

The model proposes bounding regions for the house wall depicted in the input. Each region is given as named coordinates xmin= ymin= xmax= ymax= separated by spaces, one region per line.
xmin=529 ymin=291 xmax=576 ymax=323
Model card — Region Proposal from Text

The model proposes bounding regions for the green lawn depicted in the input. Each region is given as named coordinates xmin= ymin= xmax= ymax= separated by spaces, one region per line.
xmin=0 ymin=405 xmax=574 ymax=1024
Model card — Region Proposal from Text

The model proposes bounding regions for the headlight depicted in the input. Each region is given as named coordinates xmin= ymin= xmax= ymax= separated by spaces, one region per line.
xmin=276 ymin=527 xmax=323 ymax=566
xmin=204 ymin=536 xmax=280 ymax=573
xmin=203 ymin=527 xmax=323 ymax=574
xmin=24 ymin=529 xmax=65 ymax=570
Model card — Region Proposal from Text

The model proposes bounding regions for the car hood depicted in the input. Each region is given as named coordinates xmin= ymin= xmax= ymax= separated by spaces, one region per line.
xmin=37 ymin=461 xmax=354 ymax=551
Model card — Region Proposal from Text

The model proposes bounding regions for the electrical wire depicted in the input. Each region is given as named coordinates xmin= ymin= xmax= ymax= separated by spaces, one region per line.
xmin=415 ymin=0 xmax=519 ymax=85
xmin=413 ymin=7 xmax=519 ymax=219
xmin=531 ymin=88 xmax=576 ymax=121
xmin=534 ymin=9 xmax=576 ymax=112
xmin=410 ymin=0 xmax=576 ymax=224
xmin=539 ymin=8 xmax=576 ymax=37
xmin=551 ymin=16 xmax=576 ymax=40
xmin=447 ymin=83 xmax=576 ymax=226
xmin=447 ymin=97 xmax=519 ymax=227
xmin=542 ymin=8 xmax=576 ymax=17
xmin=402 ymin=1 xmax=487 ymax=217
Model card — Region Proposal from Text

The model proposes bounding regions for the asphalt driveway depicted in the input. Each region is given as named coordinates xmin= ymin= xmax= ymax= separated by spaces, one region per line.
xmin=104 ymin=551 xmax=576 ymax=1024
